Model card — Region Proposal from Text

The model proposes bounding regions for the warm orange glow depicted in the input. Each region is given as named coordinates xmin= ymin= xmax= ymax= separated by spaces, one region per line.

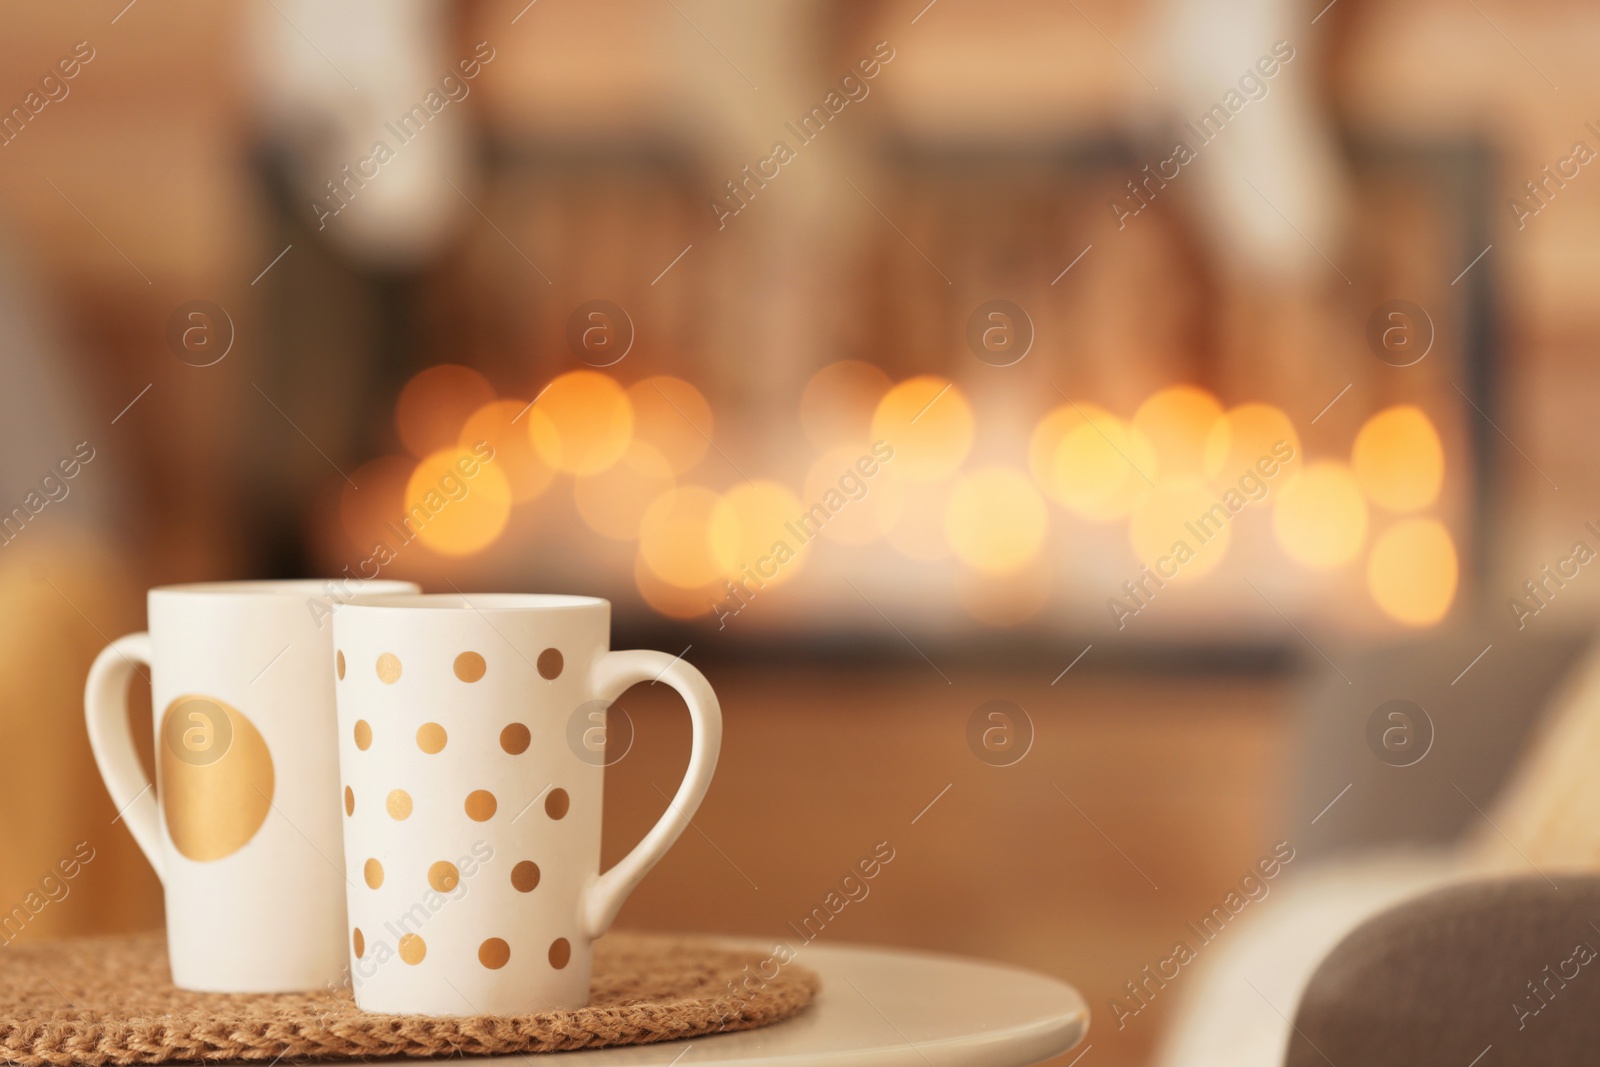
xmin=1204 ymin=403 xmax=1301 ymax=486
xmin=637 ymin=486 xmax=725 ymax=588
xmin=944 ymin=468 xmax=1048 ymax=576
xmin=395 ymin=364 xmax=496 ymax=458
xmin=1273 ymin=462 xmax=1369 ymax=569
xmin=1129 ymin=480 xmax=1231 ymax=582
xmin=709 ymin=480 xmax=807 ymax=586
xmin=528 ymin=370 xmax=634 ymax=475
xmin=802 ymin=445 xmax=905 ymax=545
xmin=1049 ymin=408 xmax=1157 ymax=522
xmin=885 ymin=481 xmax=952 ymax=560
xmin=870 ymin=376 xmax=973 ymax=483
xmin=1367 ymin=518 xmax=1458 ymax=626
xmin=1029 ymin=405 xmax=1080 ymax=489
xmin=573 ymin=441 xmax=675 ymax=541
xmin=340 ymin=456 xmax=412 ymax=551
xmin=801 ymin=361 xmax=893 ymax=451
xmin=459 ymin=399 xmax=555 ymax=503
xmin=956 ymin=555 xmax=1052 ymax=627
xmin=1352 ymin=404 xmax=1444 ymax=513
xmin=633 ymin=553 xmax=715 ymax=620
xmin=626 ymin=376 xmax=713 ymax=475
xmin=1132 ymin=385 xmax=1224 ymax=482
xmin=403 ymin=446 xmax=512 ymax=557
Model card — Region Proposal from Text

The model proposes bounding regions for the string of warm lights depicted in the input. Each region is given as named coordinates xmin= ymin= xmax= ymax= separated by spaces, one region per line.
xmin=336 ymin=363 xmax=1457 ymax=628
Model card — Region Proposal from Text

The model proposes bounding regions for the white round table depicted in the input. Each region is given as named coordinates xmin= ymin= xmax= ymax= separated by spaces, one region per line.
xmin=533 ymin=941 xmax=1088 ymax=1066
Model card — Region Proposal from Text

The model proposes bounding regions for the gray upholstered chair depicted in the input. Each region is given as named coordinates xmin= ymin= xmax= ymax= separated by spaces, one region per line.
xmin=1288 ymin=877 xmax=1600 ymax=1066
xmin=1154 ymin=635 xmax=1600 ymax=1067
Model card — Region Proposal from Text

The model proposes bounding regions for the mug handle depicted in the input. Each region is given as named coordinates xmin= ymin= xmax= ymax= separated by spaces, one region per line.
xmin=581 ymin=649 xmax=722 ymax=939
xmin=84 ymin=633 xmax=164 ymax=882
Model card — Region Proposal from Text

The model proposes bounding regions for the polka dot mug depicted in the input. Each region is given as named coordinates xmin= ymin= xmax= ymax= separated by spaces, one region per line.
xmin=331 ymin=593 xmax=721 ymax=1015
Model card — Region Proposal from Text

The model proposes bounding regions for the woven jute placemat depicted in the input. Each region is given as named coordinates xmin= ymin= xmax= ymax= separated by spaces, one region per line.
xmin=0 ymin=932 xmax=817 ymax=1066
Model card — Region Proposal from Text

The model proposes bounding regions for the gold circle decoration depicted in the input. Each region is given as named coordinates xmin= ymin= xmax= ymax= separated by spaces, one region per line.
xmin=500 ymin=723 xmax=531 ymax=755
xmin=387 ymin=790 xmax=414 ymax=820
xmin=353 ymin=928 xmax=365 ymax=958
xmin=336 ymin=650 xmax=346 ymax=680
xmin=479 ymin=937 xmax=511 ymax=970
xmin=465 ymin=789 xmax=497 ymax=821
xmin=428 ymin=860 xmax=461 ymax=892
xmin=363 ymin=858 xmax=384 ymax=888
xmin=549 ymin=938 xmax=571 ymax=969
xmin=545 ymin=788 xmax=570 ymax=820
xmin=454 ymin=651 xmax=486 ymax=683
xmin=511 ymin=861 xmax=540 ymax=892
xmin=376 ymin=653 xmax=402 ymax=684
xmin=416 ymin=723 xmax=448 ymax=754
xmin=158 ymin=695 xmax=274 ymax=864
xmin=537 ymin=648 xmax=563 ymax=679
xmin=354 ymin=720 xmax=373 ymax=751
xmin=344 ymin=786 xmax=355 ymax=816
xmin=398 ymin=933 xmax=426 ymax=965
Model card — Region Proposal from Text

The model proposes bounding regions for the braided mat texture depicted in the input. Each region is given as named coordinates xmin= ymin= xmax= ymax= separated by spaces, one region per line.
xmin=0 ymin=932 xmax=817 ymax=1065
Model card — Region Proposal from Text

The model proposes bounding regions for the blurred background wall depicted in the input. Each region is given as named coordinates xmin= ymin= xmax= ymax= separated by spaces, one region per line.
xmin=2 ymin=2 xmax=1599 ymax=1063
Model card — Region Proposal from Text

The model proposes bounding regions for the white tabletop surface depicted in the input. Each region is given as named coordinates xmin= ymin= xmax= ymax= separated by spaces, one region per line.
xmin=455 ymin=940 xmax=1088 ymax=1067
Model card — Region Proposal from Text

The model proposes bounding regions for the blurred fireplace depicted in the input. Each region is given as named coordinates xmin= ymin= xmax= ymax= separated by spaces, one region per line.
xmin=259 ymin=128 xmax=1498 ymax=647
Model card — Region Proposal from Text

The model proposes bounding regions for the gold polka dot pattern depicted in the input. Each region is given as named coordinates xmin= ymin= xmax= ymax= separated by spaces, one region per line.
xmin=428 ymin=861 xmax=460 ymax=892
xmin=479 ymin=937 xmax=511 ymax=970
xmin=545 ymin=788 xmax=570 ymax=820
xmin=537 ymin=648 xmax=563 ymax=679
xmin=398 ymin=933 xmax=426 ymax=965
xmin=347 ymin=641 xmax=584 ymax=976
xmin=454 ymin=651 xmax=486 ymax=682
xmin=387 ymin=790 xmax=413 ymax=820
xmin=465 ymin=790 xmax=497 ymax=822
xmin=511 ymin=861 xmax=540 ymax=892
xmin=416 ymin=723 xmax=447 ymax=754
xmin=500 ymin=723 xmax=530 ymax=755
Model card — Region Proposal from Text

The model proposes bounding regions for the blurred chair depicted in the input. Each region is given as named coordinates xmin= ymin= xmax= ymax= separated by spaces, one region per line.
xmin=1154 ymin=628 xmax=1600 ymax=1066
xmin=1286 ymin=877 xmax=1600 ymax=1066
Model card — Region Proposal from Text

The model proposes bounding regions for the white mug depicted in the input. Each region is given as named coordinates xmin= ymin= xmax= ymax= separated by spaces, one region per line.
xmin=83 ymin=579 xmax=419 ymax=992
xmin=331 ymin=593 xmax=721 ymax=1015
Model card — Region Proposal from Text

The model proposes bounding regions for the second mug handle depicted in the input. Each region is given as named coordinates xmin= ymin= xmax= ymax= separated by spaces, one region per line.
xmin=580 ymin=649 xmax=722 ymax=939
xmin=83 ymin=633 xmax=165 ymax=883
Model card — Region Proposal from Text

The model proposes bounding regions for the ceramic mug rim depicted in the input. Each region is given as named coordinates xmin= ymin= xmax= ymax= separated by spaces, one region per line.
xmin=340 ymin=592 xmax=610 ymax=615
xmin=150 ymin=579 xmax=420 ymax=600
